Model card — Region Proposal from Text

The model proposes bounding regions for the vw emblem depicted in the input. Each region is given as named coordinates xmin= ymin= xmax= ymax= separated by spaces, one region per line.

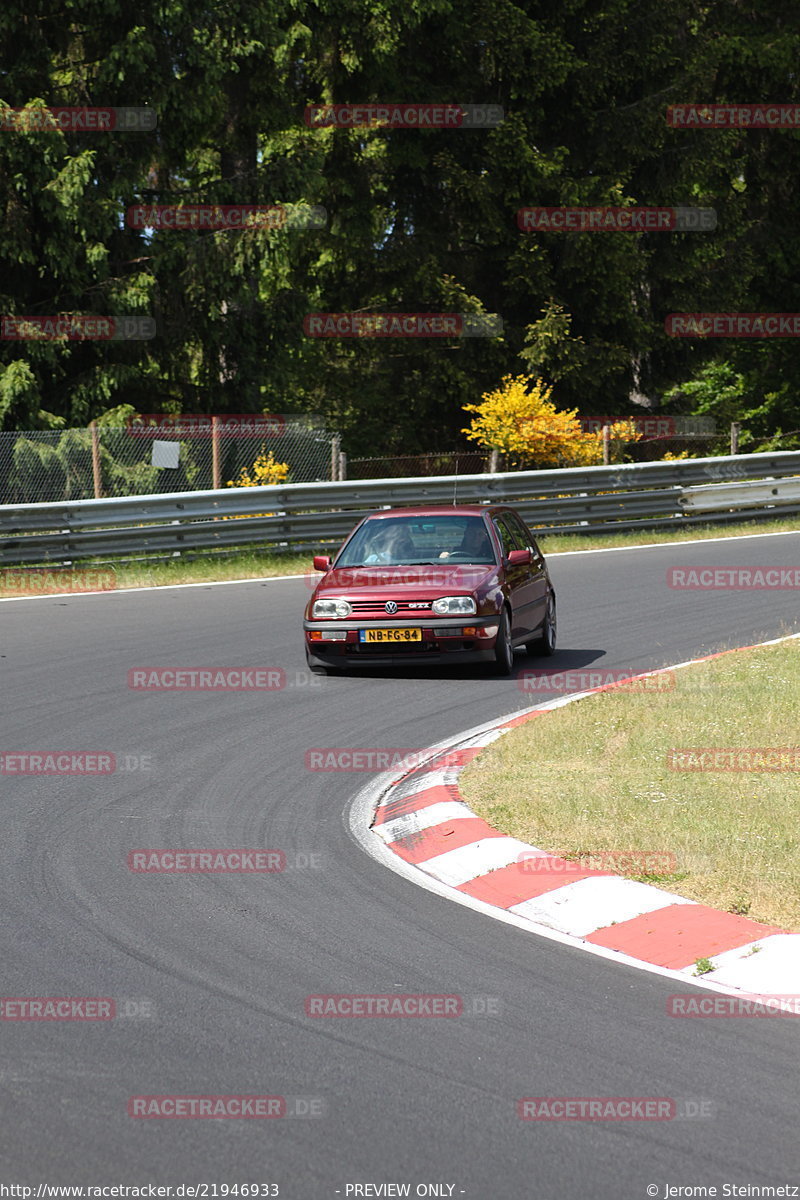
xmin=384 ymin=601 xmax=398 ymax=614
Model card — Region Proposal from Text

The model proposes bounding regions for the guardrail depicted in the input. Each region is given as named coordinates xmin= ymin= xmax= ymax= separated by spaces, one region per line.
xmin=2 ymin=452 xmax=800 ymax=566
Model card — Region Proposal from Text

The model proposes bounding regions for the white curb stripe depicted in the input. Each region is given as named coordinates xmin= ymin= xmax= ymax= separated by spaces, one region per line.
xmin=388 ymin=767 xmax=460 ymax=799
xmin=509 ymin=876 xmax=695 ymax=938
xmin=375 ymin=801 xmax=472 ymax=844
xmin=682 ymin=934 xmax=800 ymax=992
xmin=417 ymin=837 xmax=535 ymax=887
xmin=459 ymin=730 xmax=506 ymax=748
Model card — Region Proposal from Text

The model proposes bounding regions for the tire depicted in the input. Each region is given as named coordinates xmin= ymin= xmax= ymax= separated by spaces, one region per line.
xmin=528 ymin=591 xmax=556 ymax=657
xmin=493 ymin=608 xmax=514 ymax=676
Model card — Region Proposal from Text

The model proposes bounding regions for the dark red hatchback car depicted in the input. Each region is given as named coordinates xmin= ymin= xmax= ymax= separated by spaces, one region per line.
xmin=304 ymin=506 xmax=556 ymax=674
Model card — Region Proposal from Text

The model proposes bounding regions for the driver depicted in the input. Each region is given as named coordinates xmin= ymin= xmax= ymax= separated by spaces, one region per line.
xmin=439 ymin=521 xmax=493 ymax=561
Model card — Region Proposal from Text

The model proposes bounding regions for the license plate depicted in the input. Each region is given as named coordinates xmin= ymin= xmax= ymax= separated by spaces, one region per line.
xmin=359 ymin=628 xmax=422 ymax=643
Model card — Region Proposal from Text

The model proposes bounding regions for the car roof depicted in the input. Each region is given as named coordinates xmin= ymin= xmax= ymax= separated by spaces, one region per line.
xmin=362 ymin=506 xmax=510 ymax=519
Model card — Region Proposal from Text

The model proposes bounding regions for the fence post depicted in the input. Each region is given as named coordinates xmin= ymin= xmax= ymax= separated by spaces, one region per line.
xmin=602 ymin=423 xmax=611 ymax=465
xmin=731 ymin=421 xmax=741 ymax=455
xmin=212 ymin=415 xmax=221 ymax=489
xmin=338 ymin=450 xmax=347 ymax=480
xmin=90 ymin=420 xmax=103 ymax=498
xmin=331 ymin=435 xmax=341 ymax=481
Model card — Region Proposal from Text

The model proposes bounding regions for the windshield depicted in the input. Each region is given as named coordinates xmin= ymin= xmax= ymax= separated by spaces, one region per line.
xmin=335 ymin=515 xmax=497 ymax=568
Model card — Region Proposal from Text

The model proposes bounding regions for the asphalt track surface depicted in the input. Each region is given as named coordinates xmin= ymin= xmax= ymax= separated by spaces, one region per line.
xmin=2 ymin=532 xmax=800 ymax=1200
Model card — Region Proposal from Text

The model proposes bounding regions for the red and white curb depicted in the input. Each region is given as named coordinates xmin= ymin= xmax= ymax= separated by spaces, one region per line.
xmin=349 ymin=634 xmax=800 ymax=998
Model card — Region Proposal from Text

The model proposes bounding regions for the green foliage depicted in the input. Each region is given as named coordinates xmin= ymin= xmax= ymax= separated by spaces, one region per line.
xmin=1 ymin=0 xmax=799 ymax=452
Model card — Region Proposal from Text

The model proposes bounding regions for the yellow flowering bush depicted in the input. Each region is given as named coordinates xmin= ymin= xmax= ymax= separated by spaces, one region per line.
xmin=227 ymin=448 xmax=291 ymax=487
xmin=224 ymin=448 xmax=290 ymax=519
xmin=462 ymin=375 xmax=641 ymax=468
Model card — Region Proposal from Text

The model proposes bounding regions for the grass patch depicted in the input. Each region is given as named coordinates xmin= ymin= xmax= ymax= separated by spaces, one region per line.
xmin=538 ymin=514 xmax=800 ymax=554
xmin=0 ymin=550 xmax=313 ymax=596
xmin=459 ymin=640 xmax=800 ymax=930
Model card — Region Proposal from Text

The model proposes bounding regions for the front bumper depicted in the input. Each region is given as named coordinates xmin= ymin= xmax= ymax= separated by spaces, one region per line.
xmin=303 ymin=615 xmax=500 ymax=667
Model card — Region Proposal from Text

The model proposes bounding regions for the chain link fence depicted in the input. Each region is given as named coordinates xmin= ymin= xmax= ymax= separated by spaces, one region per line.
xmin=0 ymin=420 xmax=339 ymax=505
xmin=348 ymin=451 xmax=492 ymax=478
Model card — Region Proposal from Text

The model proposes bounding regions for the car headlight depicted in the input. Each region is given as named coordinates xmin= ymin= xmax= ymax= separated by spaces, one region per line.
xmin=312 ymin=598 xmax=352 ymax=618
xmin=431 ymin=595 xmax=477 ymax=615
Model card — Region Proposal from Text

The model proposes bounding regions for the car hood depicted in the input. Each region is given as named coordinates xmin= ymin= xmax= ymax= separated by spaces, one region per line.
xmin=316 ymin=563 xmax=498 ymax=597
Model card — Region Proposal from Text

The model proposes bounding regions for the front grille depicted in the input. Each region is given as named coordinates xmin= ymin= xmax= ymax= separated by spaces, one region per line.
xmin=347 ymin=600 xmax=432 ymax=617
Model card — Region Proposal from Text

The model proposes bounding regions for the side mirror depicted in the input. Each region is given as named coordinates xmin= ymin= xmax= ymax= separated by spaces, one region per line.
xmin=507 ymin=548 xmax=532 ymax=567
xmin=313 ymin=555 xmax=331 ymax=572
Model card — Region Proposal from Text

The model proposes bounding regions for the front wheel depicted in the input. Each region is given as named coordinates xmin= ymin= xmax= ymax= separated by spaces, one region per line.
xmin=527 ymin=592 xmax=556 ymax=657
xmin=493 ymin=608 xmax=514 ymax=676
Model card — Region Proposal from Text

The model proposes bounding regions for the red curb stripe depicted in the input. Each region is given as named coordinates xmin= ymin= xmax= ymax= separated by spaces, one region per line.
xmin=388 ymin=818 xmax=504 ymax=864
xmin=394 ymin=746 xmax=482 ymax=785
xmin=585 ymin=904 xmax=784 ymax=968
xmin=456 ymin=857 xmax=612 ymax=907
xmin=374 ymin=784 xmax=460 ymax=825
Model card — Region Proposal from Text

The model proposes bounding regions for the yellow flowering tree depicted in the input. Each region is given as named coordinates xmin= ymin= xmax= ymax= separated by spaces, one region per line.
xmin=462 ymin=375 xmax=640 ymax=468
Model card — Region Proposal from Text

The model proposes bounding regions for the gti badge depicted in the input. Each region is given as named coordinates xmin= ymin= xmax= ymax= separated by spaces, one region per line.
xmin=384 ymin=601 xmax=398 ymax=614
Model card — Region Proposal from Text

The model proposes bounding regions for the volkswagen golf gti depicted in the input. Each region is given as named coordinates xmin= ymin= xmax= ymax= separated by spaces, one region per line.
xmin=303 ymin=505 xmax=556 ymax=675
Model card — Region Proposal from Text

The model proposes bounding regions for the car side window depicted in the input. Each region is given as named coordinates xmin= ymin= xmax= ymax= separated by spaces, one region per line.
xmin=508 ymin=511 xmax=542 ymax=559
xmin=493 ymin=516 xmax=522 ymax=558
